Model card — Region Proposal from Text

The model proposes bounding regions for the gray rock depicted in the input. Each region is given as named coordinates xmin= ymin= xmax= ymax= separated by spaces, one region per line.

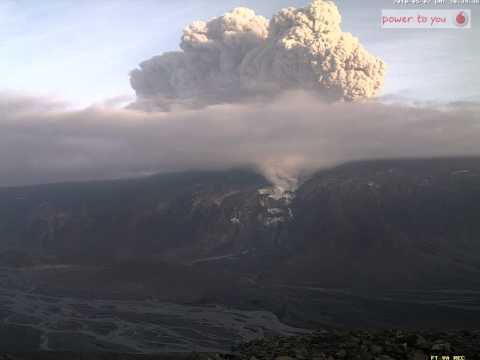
xmin=431 ymin=342 xmax=451 ymax=352
xmin=415 ymin=335 xmax=429 ymax=349
xmin=376 ymin=355 xmax=395 ymax=360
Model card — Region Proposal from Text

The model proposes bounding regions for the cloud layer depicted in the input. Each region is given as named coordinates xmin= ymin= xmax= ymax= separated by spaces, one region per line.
xmin=1 ymin=1 xmax=478 ymax=188
xmin=1 ymin=91 xmax=479 ymax=188
xmin=130 ymin=0 xmax=386 ymax=110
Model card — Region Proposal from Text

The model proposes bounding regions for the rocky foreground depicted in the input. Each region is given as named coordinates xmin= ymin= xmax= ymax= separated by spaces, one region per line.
xmin=0 ymin=329 xmax=479 ymax=360
xmin=233 ymin=329 xmax=480 ymax=359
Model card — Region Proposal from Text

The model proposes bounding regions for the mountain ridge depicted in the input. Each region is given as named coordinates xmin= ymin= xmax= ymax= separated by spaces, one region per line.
xmin=1 ymin=158 xmax=480 ymax=311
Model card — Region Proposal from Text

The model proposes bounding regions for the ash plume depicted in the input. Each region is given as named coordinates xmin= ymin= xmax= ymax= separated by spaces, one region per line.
xmin=130 ymin=0 xmax=386 ymax=110
xmin=1 ymin=2 xmax=478 ymax=190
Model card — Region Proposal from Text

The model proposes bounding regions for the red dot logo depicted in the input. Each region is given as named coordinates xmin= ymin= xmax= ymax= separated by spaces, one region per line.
xmin=455 ymin=11 xmax=469 ymax=27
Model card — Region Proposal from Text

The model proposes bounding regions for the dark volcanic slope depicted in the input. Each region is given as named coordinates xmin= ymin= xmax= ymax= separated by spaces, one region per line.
xmin=0 ymin=169 xmax=269 ymax=264
xmin=282 ymin=158 xmax=480 ymax=289
xmin=1 ymin=158 xmax=480 ymax=293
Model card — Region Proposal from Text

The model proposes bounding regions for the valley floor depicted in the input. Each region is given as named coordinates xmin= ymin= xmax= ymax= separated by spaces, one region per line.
xmin=1 ymin=266 xmax=480 ymax=354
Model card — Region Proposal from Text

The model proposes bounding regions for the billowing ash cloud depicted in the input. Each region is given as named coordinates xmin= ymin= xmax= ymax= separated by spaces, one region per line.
xmin=1 ymin=91 xmax=480 ymax=188
xmin=130 ymin=0 xmax=386 ymax=110
xmin=1 ymin=2 xmax=477 ymax=189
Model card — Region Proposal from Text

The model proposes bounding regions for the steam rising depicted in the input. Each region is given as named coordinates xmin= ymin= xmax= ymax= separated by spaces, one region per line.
xmin=130 ymin=0 xmax=386 ymax=110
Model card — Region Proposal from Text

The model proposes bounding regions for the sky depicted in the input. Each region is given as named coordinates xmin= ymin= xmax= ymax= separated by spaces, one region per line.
xmin=0 ymin=0 xmax=479 ymax=187
xmin=1 ymin=0 xmax=479 ymax=107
